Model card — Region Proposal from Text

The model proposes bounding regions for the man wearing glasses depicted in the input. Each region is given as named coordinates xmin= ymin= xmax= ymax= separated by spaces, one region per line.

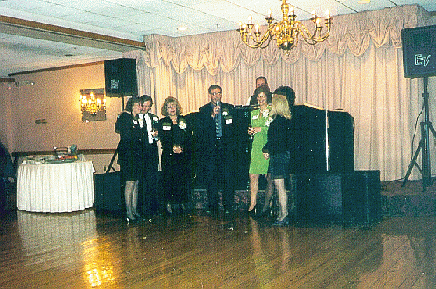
xmin=196 ymin=85 xmax=236 ymax=215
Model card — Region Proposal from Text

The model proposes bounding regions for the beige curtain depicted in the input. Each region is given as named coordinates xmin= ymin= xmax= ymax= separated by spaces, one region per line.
xmin=125 ymin=5 xmax=436 ymax=181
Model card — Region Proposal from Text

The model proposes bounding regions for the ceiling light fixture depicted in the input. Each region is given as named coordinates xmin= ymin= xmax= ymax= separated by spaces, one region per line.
xmin=237 ymin=0 xmax=332 ymax=52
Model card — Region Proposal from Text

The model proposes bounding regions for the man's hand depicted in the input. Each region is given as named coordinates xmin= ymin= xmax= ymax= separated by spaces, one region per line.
xmin=212 ymin=105 xmax=220 ymax=117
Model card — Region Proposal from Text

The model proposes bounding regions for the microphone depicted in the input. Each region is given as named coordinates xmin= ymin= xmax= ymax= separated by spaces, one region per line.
xmin=212 ymin=101 xmax=221 ymax=118
xmin=215 ymin=100 xmax=221 ymax=113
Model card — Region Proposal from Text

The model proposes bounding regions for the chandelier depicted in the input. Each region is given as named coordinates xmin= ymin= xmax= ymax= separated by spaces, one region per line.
xmin=237 ymin=0 xmax=332 ymax=51
xmin=80 ymin=89 xmax=106 ymax=121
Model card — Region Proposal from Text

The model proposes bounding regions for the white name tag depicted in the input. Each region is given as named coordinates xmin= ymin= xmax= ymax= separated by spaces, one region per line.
xmin=226 ymin=119 xmax=233 ymax=124
xmin=252 ymin=115 xmax=259 ymax=120
xmin=163 ymin=125 xmax=171 ymax=131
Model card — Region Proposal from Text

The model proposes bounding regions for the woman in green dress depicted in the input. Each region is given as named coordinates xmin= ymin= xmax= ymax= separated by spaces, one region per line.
xmin=248 ymin=85 xmax=274 ymax=214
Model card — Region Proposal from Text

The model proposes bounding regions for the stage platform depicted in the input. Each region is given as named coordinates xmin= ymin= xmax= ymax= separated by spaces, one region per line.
xmin=381 ymin=179 xmax=436 ymax=217
xmin=192 ymin=179 xmax=436 ymax=219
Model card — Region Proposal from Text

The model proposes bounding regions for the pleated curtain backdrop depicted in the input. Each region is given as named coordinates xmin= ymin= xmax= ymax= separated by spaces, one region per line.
xmin=124 ymin=5 xmax=436 ymax=181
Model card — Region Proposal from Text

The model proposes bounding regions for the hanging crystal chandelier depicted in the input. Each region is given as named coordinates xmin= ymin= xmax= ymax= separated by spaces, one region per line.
xmin=237 ymin=0 xmax=332 ymax=51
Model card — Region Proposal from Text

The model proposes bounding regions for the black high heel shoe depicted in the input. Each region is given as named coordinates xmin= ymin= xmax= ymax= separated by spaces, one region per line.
xmin=259 ymin=206 xmax=272 ymax=218
xmin=133 ymin=212 xmax=144 ymax=221
xmin=126 ymin=216 xmax=136 ymax=223
xmin=126 ymin=211 xmax=136 ymax=223
xmin=272 ymin=216 xmax=289 ymax=226
xmin=248 ymin=204 xmax=258 ymax=217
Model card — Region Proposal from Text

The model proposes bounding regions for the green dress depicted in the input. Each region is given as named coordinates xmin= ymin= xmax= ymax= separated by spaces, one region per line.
xmin=249 ymin=106 xmax=272 ymax=174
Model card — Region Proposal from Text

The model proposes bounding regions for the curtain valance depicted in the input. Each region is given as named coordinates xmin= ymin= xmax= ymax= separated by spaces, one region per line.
xmin=129 ymin=4 xmax=430 ymax=74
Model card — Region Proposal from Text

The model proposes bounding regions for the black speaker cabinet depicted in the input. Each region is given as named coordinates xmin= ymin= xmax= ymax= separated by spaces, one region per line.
xmin=291 ymin=105 xmax=354 ymax=174
xmin=104 ymin=58 xmax=138 ymax=97
xmin=294 ymin=171 xmax=381 ymax=225
xmin=94 ymin=171 xmax=124 ymax=212
xmin=294 ymin=173 xmax=343 ymax=224
xmin=401 ymin=25 xmax=436 ymax=78
xmin=292 ymin=105 xmax=327 ymax=173
xmin=328 ymin=110 xmax=354 ymax=173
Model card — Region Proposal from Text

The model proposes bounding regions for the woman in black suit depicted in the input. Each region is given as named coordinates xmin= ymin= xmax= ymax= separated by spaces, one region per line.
xmin=115 ymin=97 xmax=144 ymax=222
xmin=158 ymin=97 xmax=192 ymax=214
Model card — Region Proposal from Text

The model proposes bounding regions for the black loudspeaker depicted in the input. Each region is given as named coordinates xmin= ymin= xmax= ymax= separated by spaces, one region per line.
xmin=401 ymin=25 xmax=436 ymax=78
xmin=341 ymin=171 xmax=382 ymax=225
xmin=291 ymin=105 xmax=354 ymax=174
xmin=328 ymin=110 xmax=354 ymax=173
xmin=104 ymin=58 xmax=138 ymax=97
xmin=292 ymin=105 xmax=327 ymax=173
xmin=294 ymin=173 xmax=343 ymax=224
xmin=94 ymin=171 xmax=124 ymax=212
xmin=294 ymin=171 xmax=381 ymax=225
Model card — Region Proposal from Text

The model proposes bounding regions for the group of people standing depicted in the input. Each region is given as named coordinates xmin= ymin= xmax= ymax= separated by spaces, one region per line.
xmin=115 ymin=95 xmax=161 ymax=222
xmin=116 ymin=95 xmax=193 ymax=222
xmin=115 ymin=77 xmax=296 ymax=226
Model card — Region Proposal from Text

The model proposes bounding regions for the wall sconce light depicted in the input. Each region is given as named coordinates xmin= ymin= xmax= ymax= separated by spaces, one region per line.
xmin=80 ymin=88 xmax=106 ymax=122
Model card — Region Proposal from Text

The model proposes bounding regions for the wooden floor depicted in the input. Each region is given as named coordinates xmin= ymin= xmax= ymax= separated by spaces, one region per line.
xmin=1 ymin=208 xmax=436 ymax=289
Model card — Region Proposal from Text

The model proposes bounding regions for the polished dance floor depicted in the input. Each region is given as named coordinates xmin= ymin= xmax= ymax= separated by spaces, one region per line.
xmin=1 ymin=208 xmax=436 ymax=288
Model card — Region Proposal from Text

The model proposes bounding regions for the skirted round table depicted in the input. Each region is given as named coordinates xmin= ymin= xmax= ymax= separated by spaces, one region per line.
xmin=17 ymin=161 xmax=95 ymax=213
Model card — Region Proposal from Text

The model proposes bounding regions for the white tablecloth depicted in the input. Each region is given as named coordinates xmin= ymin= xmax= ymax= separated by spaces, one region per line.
xmin=17 ymin=161 xmax=95 ymax=213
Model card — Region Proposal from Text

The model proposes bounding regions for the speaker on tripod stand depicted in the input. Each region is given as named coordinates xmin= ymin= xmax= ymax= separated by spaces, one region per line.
xmin=401 ymin=25 xmax=436 ymax=190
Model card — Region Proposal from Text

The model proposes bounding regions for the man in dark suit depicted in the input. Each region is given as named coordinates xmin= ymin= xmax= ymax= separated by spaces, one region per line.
xmin=246 ymin=76 xmax=269 ymax=106
xmin=197 ymin=85 xmax=236 ymax=214
xmin=139 ymin=95 xmax=160 ymax=217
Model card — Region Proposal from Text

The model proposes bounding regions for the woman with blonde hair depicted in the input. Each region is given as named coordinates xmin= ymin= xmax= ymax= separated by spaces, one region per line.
xmin=262 ymin=86 xmax=295 ymax=226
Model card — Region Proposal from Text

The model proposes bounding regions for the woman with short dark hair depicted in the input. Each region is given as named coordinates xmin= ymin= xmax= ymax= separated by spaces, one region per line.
xmin=115 ymin=97 xmax=144 ymax=222
xmin=247 ymin=85 xmax=274 ymax=215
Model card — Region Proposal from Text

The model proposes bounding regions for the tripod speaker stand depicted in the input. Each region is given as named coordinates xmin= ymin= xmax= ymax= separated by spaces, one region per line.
xmin=402 ymin=77 xmax=436 ymax=191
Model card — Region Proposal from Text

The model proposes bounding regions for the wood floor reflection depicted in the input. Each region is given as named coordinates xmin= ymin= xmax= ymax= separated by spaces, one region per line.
xmin=1 ymin=210 xmax=436 ymax=288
